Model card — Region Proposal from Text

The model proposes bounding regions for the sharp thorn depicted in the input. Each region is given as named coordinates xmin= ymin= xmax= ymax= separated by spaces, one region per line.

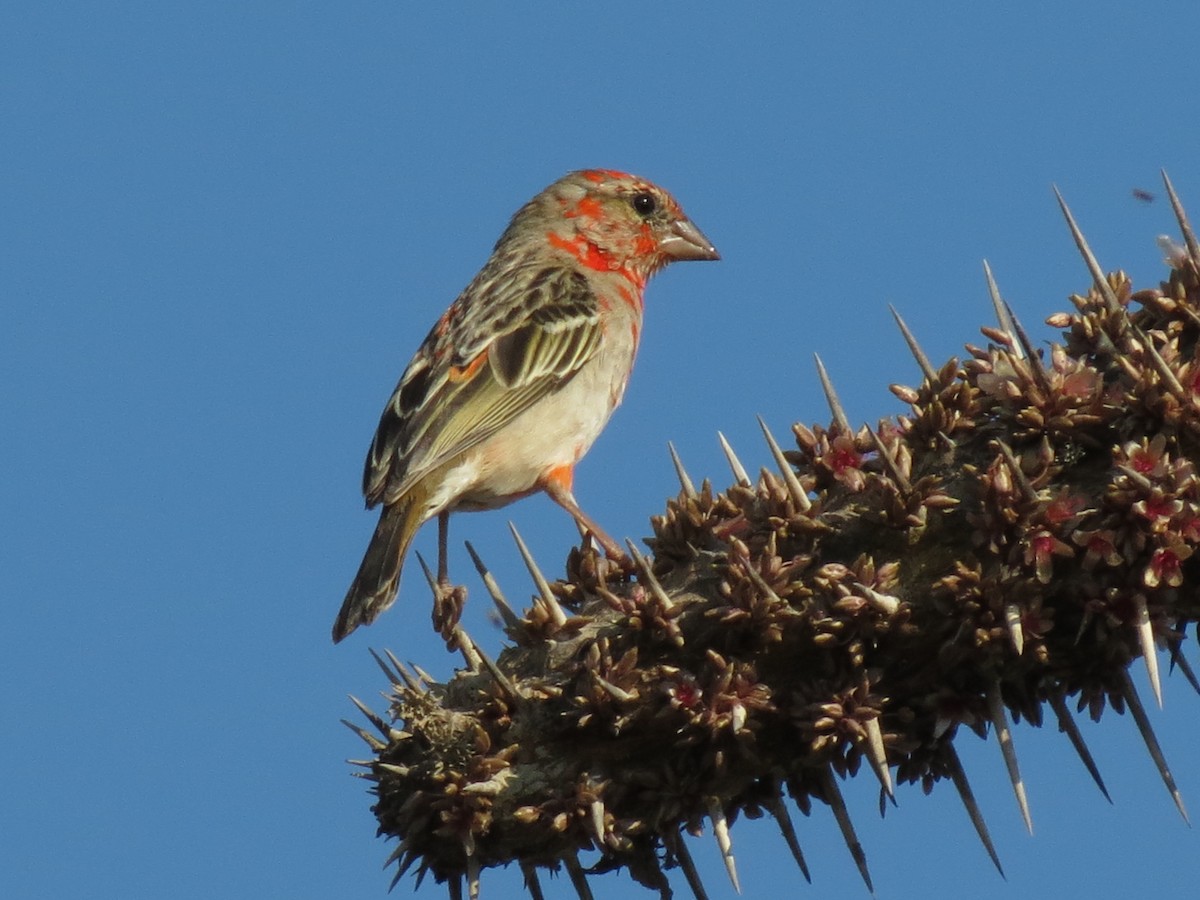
xmin=855 ymin=582 xmax=901 ymax=615
xmin=1003 ymin=301 xmax=1054 ymax=394
xmin=388 ymin=864 xmax=408 ymax=892
xmin=991 ymin=439 xmax=1039 ymax=503
xmin=707 ymin=798 xmax=741 ymax=894
xmin=865 ymin=427 xmax=911 ymax=493
xmin=509 ymin=522 xmax=567 ymax=628
xmin=736 ymin=549 xmax=784 ymax=606
xmin=717 ymin=431 xmax=752 ymax=487
xmin=1161 ymin=169 xmax=1200 ymax=268
xmin=394 ymin=842 xmax=421 ymax=881
xmin=1151 ymin=344 xmax=1188 ymax=399
xmin=589 ymin=799 xmax=606 ymax=846
xmin=1167 ymin=635 xmax=1200 ymax=696
xmin=1004 ymin=602 xmax=1025 ymax=656
xmin=814 ymin=354 xmax=853 ymax=433
xmin=1132 ymin=324 xmax=1188 ymax=398
xmin=413 ymin=861 xmax=431 ymax=891
xmin=473 ymin=639 xmax=520 ymax=702
xmin=667 ymin=441 xmax=698 ymax=499
xmin=764 ymin=788 xmax=812 ymax=883
xmin=1047 ymin=689 xmax=1111 ymax=803
xmin=520 ymin=863 xmax=546 ymax=900
xmin=932 ymin=714 xmax=954 ymax=740
xmin=594 ymin=674 xmax=634 ymax=703
xmin=983 ymin=260 xmax=1020 ymax=357
xmin=414 ymin=551 xmax=440 ymax=599
xmin=383 ymin=649 xmax=423 ymax=693
xmin=464 ymin=837 xmax=481 ymax=900
xmin=416 ymin=552 xmax=479 ymax=668
xmin=821 ymin=769 xmax=874 ymax=893
xmin=944 ymin=744 xmax=1005 ymax=878
xmin=347 ymin=694 xmax=389 ymax=737
xmin=1119 ymin=668 xmax=1189 ymax=823
xmin=1133 ymin=594 xmax=1163 ymax=708
xmin=987 ymin=684 xmax=1033 ymax=834
xmin=669 ymin=831 xmax=710 ymax=900
xmin=863 ymin=717 xmax=894 ymax=798
xmin=888 ymin=305 xmax=938 ymax=382
xmin=368 ymin=647 xmax=404 ymax=687
xmin=411 ymin=663 xmax=436 ymax=686
xmin=451 ymin=626 xmax=483 ymax=672
xmin=383 ymin=837 xmax=411 ymax=870
xmin=340 ymin=717 xmax=386 ymax=751
xmin=562 ymin=851 xmax=595 ymax=900
xmin=1117 ymin=463 xmax=1157 ymax=493
xmin=464 ymin=540 xmax=521 ymax=631
xmin=1053 ymin=185 xmax=1123 ymax=314
xmin=757 ymin=415 xmax=811 ymax=511
xmin=625 ymin=539 xmax=675 ymax=612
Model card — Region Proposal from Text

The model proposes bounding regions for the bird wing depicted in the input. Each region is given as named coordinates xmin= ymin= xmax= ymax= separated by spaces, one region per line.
xmin=363 ymin=264 xmax=603 ymax=507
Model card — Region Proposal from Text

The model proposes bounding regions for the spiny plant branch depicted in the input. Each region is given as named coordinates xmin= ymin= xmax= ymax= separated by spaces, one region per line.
xmin=345 ymin=173 xmax=1200 ymax=899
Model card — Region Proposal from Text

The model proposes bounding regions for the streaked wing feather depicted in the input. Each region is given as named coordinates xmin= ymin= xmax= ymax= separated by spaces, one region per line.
xmin=374 ymin=266 xmax=601 ymax=505
xmin=491 ymin=310 xmax=602 ymax=386
xmin=363 ymin=353 xmax=432 ymax=504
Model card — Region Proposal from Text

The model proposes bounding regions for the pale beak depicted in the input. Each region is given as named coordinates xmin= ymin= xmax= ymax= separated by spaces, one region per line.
xmin=660 ymin=218 xmax=720 ymax=261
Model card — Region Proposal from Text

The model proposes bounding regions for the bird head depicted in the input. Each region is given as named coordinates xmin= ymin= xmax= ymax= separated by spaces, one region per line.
xmin=507 ymin=169 xmax=719 ymax=286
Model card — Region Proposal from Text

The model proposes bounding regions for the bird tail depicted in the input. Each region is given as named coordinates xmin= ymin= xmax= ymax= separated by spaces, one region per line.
xmin=332 ymin=498 xmax=423 ymax=643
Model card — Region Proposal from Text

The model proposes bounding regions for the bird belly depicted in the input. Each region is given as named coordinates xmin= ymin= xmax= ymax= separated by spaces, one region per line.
xmin=439 ymin=348 xmax=631 ymax=513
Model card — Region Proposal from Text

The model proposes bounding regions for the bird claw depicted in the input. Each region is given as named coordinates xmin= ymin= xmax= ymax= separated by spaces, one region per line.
xmin=607 ymin=548 xmax=636 ymax=575
xmin=591 ymin=541 xmax=635 ymax=577
xmin=432 ymin=580 xmax=469 ymax=645
xmin=573 ymin=527 xmax=633 ymax=573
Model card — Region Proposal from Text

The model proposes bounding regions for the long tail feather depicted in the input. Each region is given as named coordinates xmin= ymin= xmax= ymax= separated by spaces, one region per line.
xmin=333 ymin=499 xmax=423 ymax=643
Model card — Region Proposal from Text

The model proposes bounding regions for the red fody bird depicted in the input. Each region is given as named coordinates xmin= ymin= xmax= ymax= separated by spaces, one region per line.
xmin=333 ymin=170 xmax=719 ymax=642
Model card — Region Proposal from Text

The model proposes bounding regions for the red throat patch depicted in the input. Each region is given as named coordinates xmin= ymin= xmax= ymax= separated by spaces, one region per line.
xmin=547 ymin=231 xmax=610 ymax=273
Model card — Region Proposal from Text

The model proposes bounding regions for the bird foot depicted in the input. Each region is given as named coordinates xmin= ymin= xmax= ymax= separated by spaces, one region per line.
xmin=606 ymin=547 xmax=636 ymax=575
xmin=432 ymin=580 xmax=469 ymax=645
xmin=580 ymin=535 xmax=635 ymax=577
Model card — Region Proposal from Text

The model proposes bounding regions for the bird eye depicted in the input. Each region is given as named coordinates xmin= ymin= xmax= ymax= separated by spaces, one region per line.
xmin=632 ymin=192 xmax=657 ymax=216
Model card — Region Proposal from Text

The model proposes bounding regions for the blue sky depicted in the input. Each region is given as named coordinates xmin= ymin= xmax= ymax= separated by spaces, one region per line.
xmin=5 ymin=3 xmax=1200 ymax=897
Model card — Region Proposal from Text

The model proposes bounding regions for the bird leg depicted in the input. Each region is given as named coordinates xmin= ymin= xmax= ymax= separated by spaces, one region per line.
xmin=437 ymin=510 xmax=452 ymax=584
xmin=541 ymin=468 xmax=632 ymax=570
xmin=431 ymin=510 xmax=468 ymax=642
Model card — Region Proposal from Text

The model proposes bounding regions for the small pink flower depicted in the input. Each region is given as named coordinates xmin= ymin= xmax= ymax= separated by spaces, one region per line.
xmin=1125 ymin=435 xmax=1169 ymax=478
xmin=668 ymin=677 xmax=701 ymax=709
xmin=1026 ymin=530 xmax=1073 ymax=583
xmin=826 ymin=436 xmax=865 ymax=490
xmin=1045 ymin=491 xmax=1086 ymax=526
xmin=1051 ymin=347 xmax=1102 ymax=400
xmin=828 ymin=436 xmax=862 ymax=474
xmin=1145 ymin=539 xmax=1193 ymax=588
xmin=1180 ymin=515 xmax=1200 ymax=543
xmin=1147 ymin=549 xmax=1182 ymax=587
xmin=1133 ymin=494 xmax=1183 ymax=530
xmin=1073 ymin=529 xmax=1122 ymax=568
